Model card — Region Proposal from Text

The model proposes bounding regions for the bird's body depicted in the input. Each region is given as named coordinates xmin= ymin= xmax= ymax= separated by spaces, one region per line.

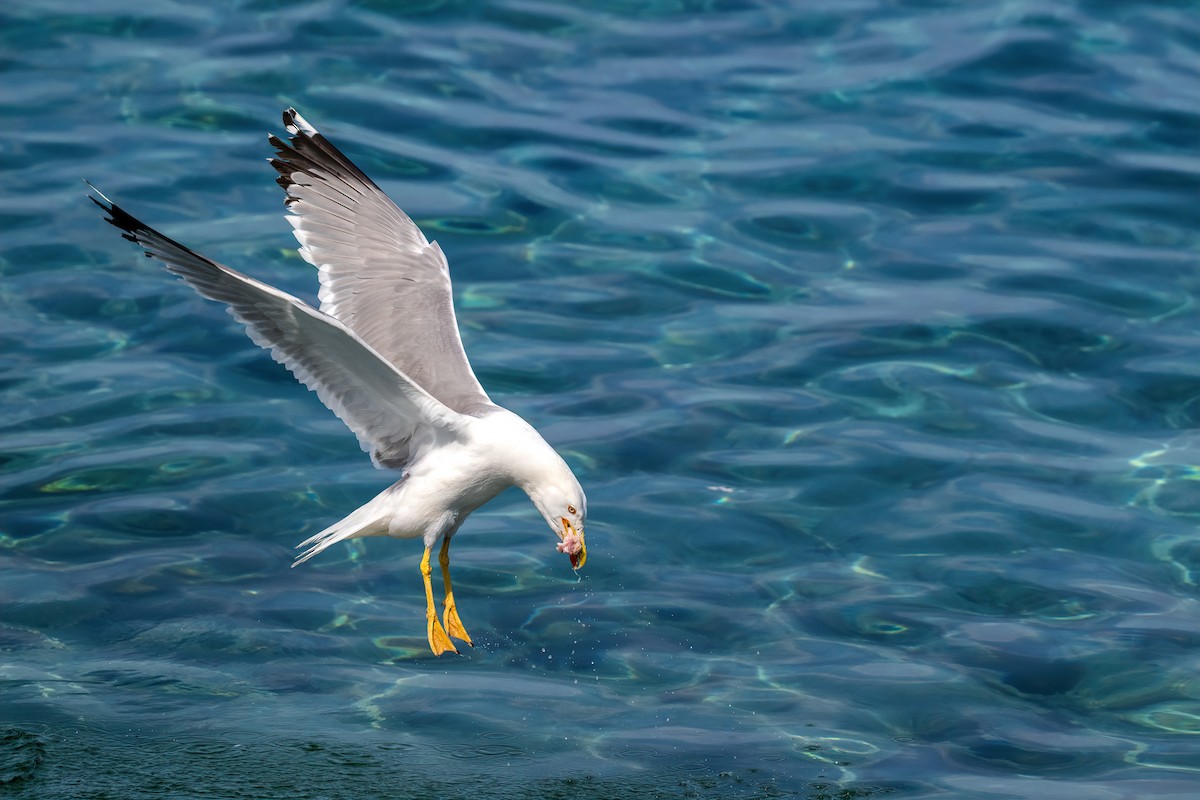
xmin=92 ymin=108 xmax=587 ymax=656
xmin=296 ymin=408 xmax=568 ymax=560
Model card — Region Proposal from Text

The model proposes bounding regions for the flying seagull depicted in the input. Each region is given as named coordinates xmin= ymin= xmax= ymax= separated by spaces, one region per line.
xmin=90 ymin=108 xmax=587 ymax=656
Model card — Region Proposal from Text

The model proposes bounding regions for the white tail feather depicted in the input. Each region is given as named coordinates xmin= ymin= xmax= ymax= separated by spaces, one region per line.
xmin=292 ymin=483 xmax=399 ymax=566
xmin=292 ymin=517 xmax=369 ymax=566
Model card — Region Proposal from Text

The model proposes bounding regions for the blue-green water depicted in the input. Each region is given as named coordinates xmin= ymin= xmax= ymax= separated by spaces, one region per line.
xmin=3 ymin=1 xmax=1200 ymax=797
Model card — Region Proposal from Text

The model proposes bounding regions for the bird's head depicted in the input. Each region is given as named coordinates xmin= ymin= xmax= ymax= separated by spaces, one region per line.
xmin=528 ymin=466 xmax=588 ymax=571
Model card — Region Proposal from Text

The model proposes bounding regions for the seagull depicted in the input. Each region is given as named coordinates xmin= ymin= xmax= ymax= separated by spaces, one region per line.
xmin=90 ymin=108 xmax=587 ymax=656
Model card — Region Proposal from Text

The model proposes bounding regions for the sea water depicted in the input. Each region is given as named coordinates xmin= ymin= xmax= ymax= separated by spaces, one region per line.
xmin=3 ymin=1 xmax=1200 ymax=797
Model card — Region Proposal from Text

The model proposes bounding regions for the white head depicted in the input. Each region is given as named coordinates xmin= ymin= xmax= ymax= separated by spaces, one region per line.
xmin=495 ymin=410 xmax=588 ymax=570
xmin=523 ymin=455 xmax=588 ymax=571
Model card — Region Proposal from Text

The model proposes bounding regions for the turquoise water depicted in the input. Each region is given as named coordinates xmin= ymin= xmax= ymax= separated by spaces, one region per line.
xmin=3 ymin=0 xmax=1200 ymax=796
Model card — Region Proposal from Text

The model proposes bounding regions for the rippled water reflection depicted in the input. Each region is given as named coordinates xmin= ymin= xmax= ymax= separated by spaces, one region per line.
xmin=4 ymin=0 xmax=1200 ymax=797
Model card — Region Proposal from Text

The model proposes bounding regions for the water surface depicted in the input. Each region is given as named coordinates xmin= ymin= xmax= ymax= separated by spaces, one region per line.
xmin=3 ymin=1 xmax=1200 ymax=797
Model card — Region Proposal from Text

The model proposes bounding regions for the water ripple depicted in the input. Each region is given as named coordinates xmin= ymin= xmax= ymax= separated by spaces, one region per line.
xmin=4 ymin=0 xmax=1200 ymax=796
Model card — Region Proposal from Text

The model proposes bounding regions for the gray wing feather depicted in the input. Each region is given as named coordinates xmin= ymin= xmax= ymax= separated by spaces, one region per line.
xmin=92 ymin=192 xmax=458 ymax=470
xmin=268 ymin=108 xmax=495 ymax=416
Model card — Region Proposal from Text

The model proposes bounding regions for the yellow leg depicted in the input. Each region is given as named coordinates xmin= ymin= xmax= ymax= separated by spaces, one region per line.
xmin=440 ymin=536 xmax=473 ymax=647
xmin=421 ymin=546 xmax=457 ymax=656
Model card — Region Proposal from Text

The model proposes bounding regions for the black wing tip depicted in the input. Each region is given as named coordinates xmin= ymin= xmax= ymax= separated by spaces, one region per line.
xmin=269 ymin=108 xmax=383 ymax=199
xmin=268 ymin=119 xmax=315 ymax=181
xmin=281 ymin=107 xmax=319 ymax=139
xmin=269 ymin=108 xmax=357 ymax=194
xmin=84 ymin=178 xmax=113 ymax=215
xmin=86 ymin=183 xmax=187 ymax=256
xmin=268 ymin=157 xmax=295 ymax=187
xmin=85 ymin=181 xmax=147 ymax=240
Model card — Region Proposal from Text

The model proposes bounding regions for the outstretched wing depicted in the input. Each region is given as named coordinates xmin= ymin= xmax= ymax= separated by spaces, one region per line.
xmin=268 ymin=108 xmax=495 ymax=416
xmin=92 ymin=189 xmax=459 ymax=470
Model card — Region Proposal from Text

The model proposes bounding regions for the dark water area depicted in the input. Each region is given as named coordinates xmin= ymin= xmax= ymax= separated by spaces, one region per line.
xmin=3 ymin=1 xmax=1200 ymax=797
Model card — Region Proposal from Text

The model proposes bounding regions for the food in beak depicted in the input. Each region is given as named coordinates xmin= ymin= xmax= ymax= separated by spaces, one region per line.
xmin=556 ymin=519 xmax=586 ymax=569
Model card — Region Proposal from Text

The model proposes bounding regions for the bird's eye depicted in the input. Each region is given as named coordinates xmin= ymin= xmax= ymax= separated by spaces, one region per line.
xmin=567 ymin=505 xmax=576 ymax=515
